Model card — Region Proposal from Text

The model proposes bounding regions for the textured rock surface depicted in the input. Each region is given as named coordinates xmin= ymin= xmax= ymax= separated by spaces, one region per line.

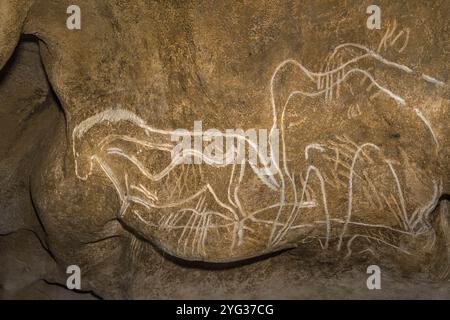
xmin=0 ymin=0 xmax=449 ymax=298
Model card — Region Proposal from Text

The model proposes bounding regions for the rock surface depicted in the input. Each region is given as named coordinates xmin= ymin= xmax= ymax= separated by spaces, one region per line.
xmin=0 ymin=0 xmax=449 ymax=299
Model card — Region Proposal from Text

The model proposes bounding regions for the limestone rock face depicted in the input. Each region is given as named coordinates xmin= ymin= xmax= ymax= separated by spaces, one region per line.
xmin=0 ymin=0 xmax=449 ymax=298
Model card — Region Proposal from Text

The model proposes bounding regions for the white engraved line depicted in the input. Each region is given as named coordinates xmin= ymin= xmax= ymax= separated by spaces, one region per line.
xmin=385 ymin=160 xmax=410 ymax=231
xmin=345 ymin=234 xmax=411 ymax=259
xmin=272 ymin=165 xmax=331 ymax=249
xmin=337 ymin=143 xmax=380 ymax=251
xmin=414 ymin=108 xmax=439 ymax=147
xmin=305 ymin=144 xmax=325 ymax=160
xmin=422 ymin=74 xmax=445 ymax=87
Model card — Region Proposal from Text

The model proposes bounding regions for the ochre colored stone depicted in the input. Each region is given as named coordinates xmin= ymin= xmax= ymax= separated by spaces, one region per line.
xmin=0 ymin=0 xmax=449 ymax=298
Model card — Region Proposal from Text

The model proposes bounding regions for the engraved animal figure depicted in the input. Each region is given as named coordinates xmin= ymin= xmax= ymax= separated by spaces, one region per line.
xmin=72 ymin=41 xmax=447 ymax=261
